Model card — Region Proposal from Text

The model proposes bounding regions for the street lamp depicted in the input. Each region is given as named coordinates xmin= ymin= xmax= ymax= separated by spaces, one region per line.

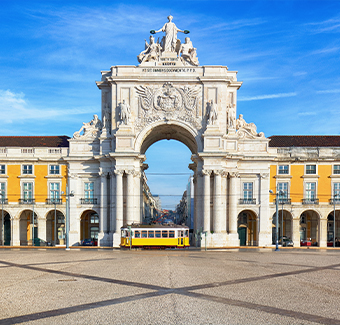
xmin=269 ymin=189 xmax=284 ymax=251
xmin=333 ymin=193 xmax=338 ymax=248
xmin=64 ymin=186 xmax=74 ymax=251
xmin=0 ymin=193 xmax=3 ymax=246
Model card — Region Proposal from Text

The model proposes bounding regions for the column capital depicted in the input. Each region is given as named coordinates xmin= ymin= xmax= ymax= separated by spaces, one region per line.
xmin=202 ymin=169 xmax=212 ymax=176
xmin=114 ymin=169 xmax=124 ymax=176
xmin=260 ymin=173 xmax=269 ymax=179
xmin=229 ymin=171 xmax=239 ymax=178
xmin=214 ymin=169 xmax=225 ymax=177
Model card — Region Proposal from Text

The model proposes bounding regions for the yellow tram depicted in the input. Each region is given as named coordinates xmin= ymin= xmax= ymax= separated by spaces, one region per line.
xmin=120 ymin=224 xmax=190 ymax=249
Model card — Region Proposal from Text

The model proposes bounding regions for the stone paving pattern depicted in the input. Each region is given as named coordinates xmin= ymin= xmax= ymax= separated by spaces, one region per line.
xmin=0 ymin=248 xmax=340 ymax=324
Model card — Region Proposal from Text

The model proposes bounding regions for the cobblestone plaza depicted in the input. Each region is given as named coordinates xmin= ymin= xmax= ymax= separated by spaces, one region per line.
xmin=0 ymin=248 xmax=339 ymax=324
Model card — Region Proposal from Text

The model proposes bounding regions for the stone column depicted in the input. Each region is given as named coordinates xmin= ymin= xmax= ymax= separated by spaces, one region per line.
xmin=319 ymin=217 xmax=328 ymax=248
xmin=213 ymin=170 xmax=222 ymax=233
xmin=115 ymin=170 xmax=124 ymax=232
xmin=126 ymin=170 xmax=134 ymax=225
xmin=38 ymin=217 xmax=46 ymax=241
xmin=196 ymin=171 xmax=204 ymax=231
xmin=228 ymin=172 xmax=238 ymax=235
xmin=258 ymin=173 xmax=271 ymax=246
xmin=109 ymin=171 xmax=115 ymax=234
xmin=292 ymin=217 xmax=300 ymax=247
xmin=203 ymin=169 xmax=211 ymax=232
xmin=134 ymin=171 xmax=141 ymax=223
xmin=193 ymin=174 xmax=198 ymax=231
xmin=99 ymin=172 xmax=108 ymax=234
xmin=11 ymin=217 xmax=20 ymax=246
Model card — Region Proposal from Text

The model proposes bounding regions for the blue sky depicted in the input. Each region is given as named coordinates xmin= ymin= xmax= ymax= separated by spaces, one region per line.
xmin=1 ymin=0 xmax=340 ymax=209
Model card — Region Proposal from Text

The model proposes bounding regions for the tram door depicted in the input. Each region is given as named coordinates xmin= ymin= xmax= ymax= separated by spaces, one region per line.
xmin=178 ymin=231 xmax=184 ymax=247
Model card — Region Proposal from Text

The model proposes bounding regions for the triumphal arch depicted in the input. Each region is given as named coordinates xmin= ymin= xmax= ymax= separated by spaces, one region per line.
xmin=68 ymin=16 xmax=277 ymax=247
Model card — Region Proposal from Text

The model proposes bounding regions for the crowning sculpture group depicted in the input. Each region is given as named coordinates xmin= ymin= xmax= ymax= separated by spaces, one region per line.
xmin=73 ymin=16 xmax=263 ymax=140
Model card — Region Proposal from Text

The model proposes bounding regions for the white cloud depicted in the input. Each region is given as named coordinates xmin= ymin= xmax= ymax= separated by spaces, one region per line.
xmin=0 ymin=89 xmax=95 ymax=124
xmin=317 ymin=89 xmax=340 ymax=94
xmin=306 ymin=17 xmax=340 ymax=33
xmin=238 ymin=92 xmax=297 ymax=101
xmin=297 ymin=111 xmax=317 ymax=116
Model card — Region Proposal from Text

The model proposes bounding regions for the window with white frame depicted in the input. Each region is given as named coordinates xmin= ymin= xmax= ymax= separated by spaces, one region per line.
xmin=334 ymin=165 xmax=340 ymax=174
xmin=22 ymin=165 xmax=33 ymax=175
xmin=277 ymin=182 xmax=288 ymax=199
xmin=23 ymin=182 xmax=33 ymax=201
xmin=334 ymin=183 xmax=340 ymax=198
xmin=243 ymin=182 xmax=253 ymax=200
xmin=49 ymin=183 xmax=60 ymax=202
xmin=0 ymin=165 xmax=5 ymax=174
xmin=0 ymin=182 xmax=5 ymax=201
xmin=84 ymin=182 xmax=94 ymax=201
xmin=49 ymin=165 xmax=60 ymax=175
xmin=305 ymin=182 xmax=316 ymax=199
xmin=306 ymin=165 xmax=316 ymax=175
xmin=278 ymin=165 xmax=289 ymax=175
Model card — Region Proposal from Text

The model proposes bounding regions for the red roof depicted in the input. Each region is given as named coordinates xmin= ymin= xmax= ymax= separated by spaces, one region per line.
xmin=0 ymin=136 xmax=70 ymax=147
xmin=269 ymin=136 xmax=340 ymax=147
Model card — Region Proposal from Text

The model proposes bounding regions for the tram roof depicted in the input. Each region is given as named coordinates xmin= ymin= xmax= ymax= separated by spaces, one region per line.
xmin=122 ymin=223 xmax=189 ymax=229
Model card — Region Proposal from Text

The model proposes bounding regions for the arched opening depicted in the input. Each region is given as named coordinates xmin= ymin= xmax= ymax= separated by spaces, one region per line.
xmin=300 ymin=210 xmax=320 ymax=246
xmin=19 ymin=209 xmax=37 ymax=246
xmin=1 ymin=210 xmax=11 ymax=245
xmin=80 ymin=210 xmax=99 ymax=245
xmin=46 ymin=210 xmax=65 ymax=245
xmin=327 ymin=210 xmax=340 ymax=246
xmin=271 ymin=209 xmax=293 ymax=245
xmin=237 ymin=210 xmax=257 ymax=246
xmin=144 ymin=139 xmax=193 ymax=227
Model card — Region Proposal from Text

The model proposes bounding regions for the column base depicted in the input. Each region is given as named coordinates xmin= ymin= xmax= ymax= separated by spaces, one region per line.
xmin=200 ymin=232 xmax=228 ymax=248
xmin=112 ymin=232 xmax=121 ymax=248
xmin=98 ymin=232 xmax=112 ymax=247
xmin=227 ymin=232 xmax=240 ymax=246
xmin=258 ymin=232 xmax=272 ymax=246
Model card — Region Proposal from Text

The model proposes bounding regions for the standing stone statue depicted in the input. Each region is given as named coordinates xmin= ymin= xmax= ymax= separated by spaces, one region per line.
xmin=207 ymin=100 xmax=218 ymax=125
xmin=153 ymin=15 xmax=185 ymax=53
xmin=118 ymin=100 xmax=131 ymax=125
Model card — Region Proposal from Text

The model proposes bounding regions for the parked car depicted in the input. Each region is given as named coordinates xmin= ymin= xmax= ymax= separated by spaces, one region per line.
xmin=300 ymin=239 xmax=312 ymax=246
xmin=33 ymin=238 xmax=53 ymax=246
xmin=81 ymin=238 xmax=95 ymax=246
xmin=279 ymin=237 xmax=294 ymax=247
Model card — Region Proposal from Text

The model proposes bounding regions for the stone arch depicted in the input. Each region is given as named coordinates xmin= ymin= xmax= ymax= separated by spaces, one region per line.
xmin=45 ymin=209 xmax=65 ymax=245
xmin=80 ymin=209 xmax=99 ymax=245
xmin=299 ymin=209 xmax=321 ymax=246
xmin=135 ymin=120 xmax=201 ymax=154
xmin=271 ymin=209 xmax=293 ymax=244
xmin=19 ymin=209 xmax=38 ymax=246
xmin=326 ymin=208 xmax=340 ymax=246
xmin=237 ymin=209 xmax=258 ymax=246
xmin=0 ymin=209 xmax=11 ymax=245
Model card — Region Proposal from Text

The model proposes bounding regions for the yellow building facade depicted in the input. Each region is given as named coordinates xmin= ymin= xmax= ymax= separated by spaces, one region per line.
xmin=268 ymin=136 xmax=340 ymax=248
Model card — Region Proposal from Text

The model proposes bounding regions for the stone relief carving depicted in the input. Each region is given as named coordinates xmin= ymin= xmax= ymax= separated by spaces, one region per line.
xmin=118 ymin=100 xmax=131 ymax=125
xmin=73 ymin=114 xmax=102 ymax=139
xmin=236 ymin=114 xmax=265 ymax=139
xmin=206 ymin=100 xmax=218 ymax=125
xmin=135 ymin=82 xmax=201 ymax=130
